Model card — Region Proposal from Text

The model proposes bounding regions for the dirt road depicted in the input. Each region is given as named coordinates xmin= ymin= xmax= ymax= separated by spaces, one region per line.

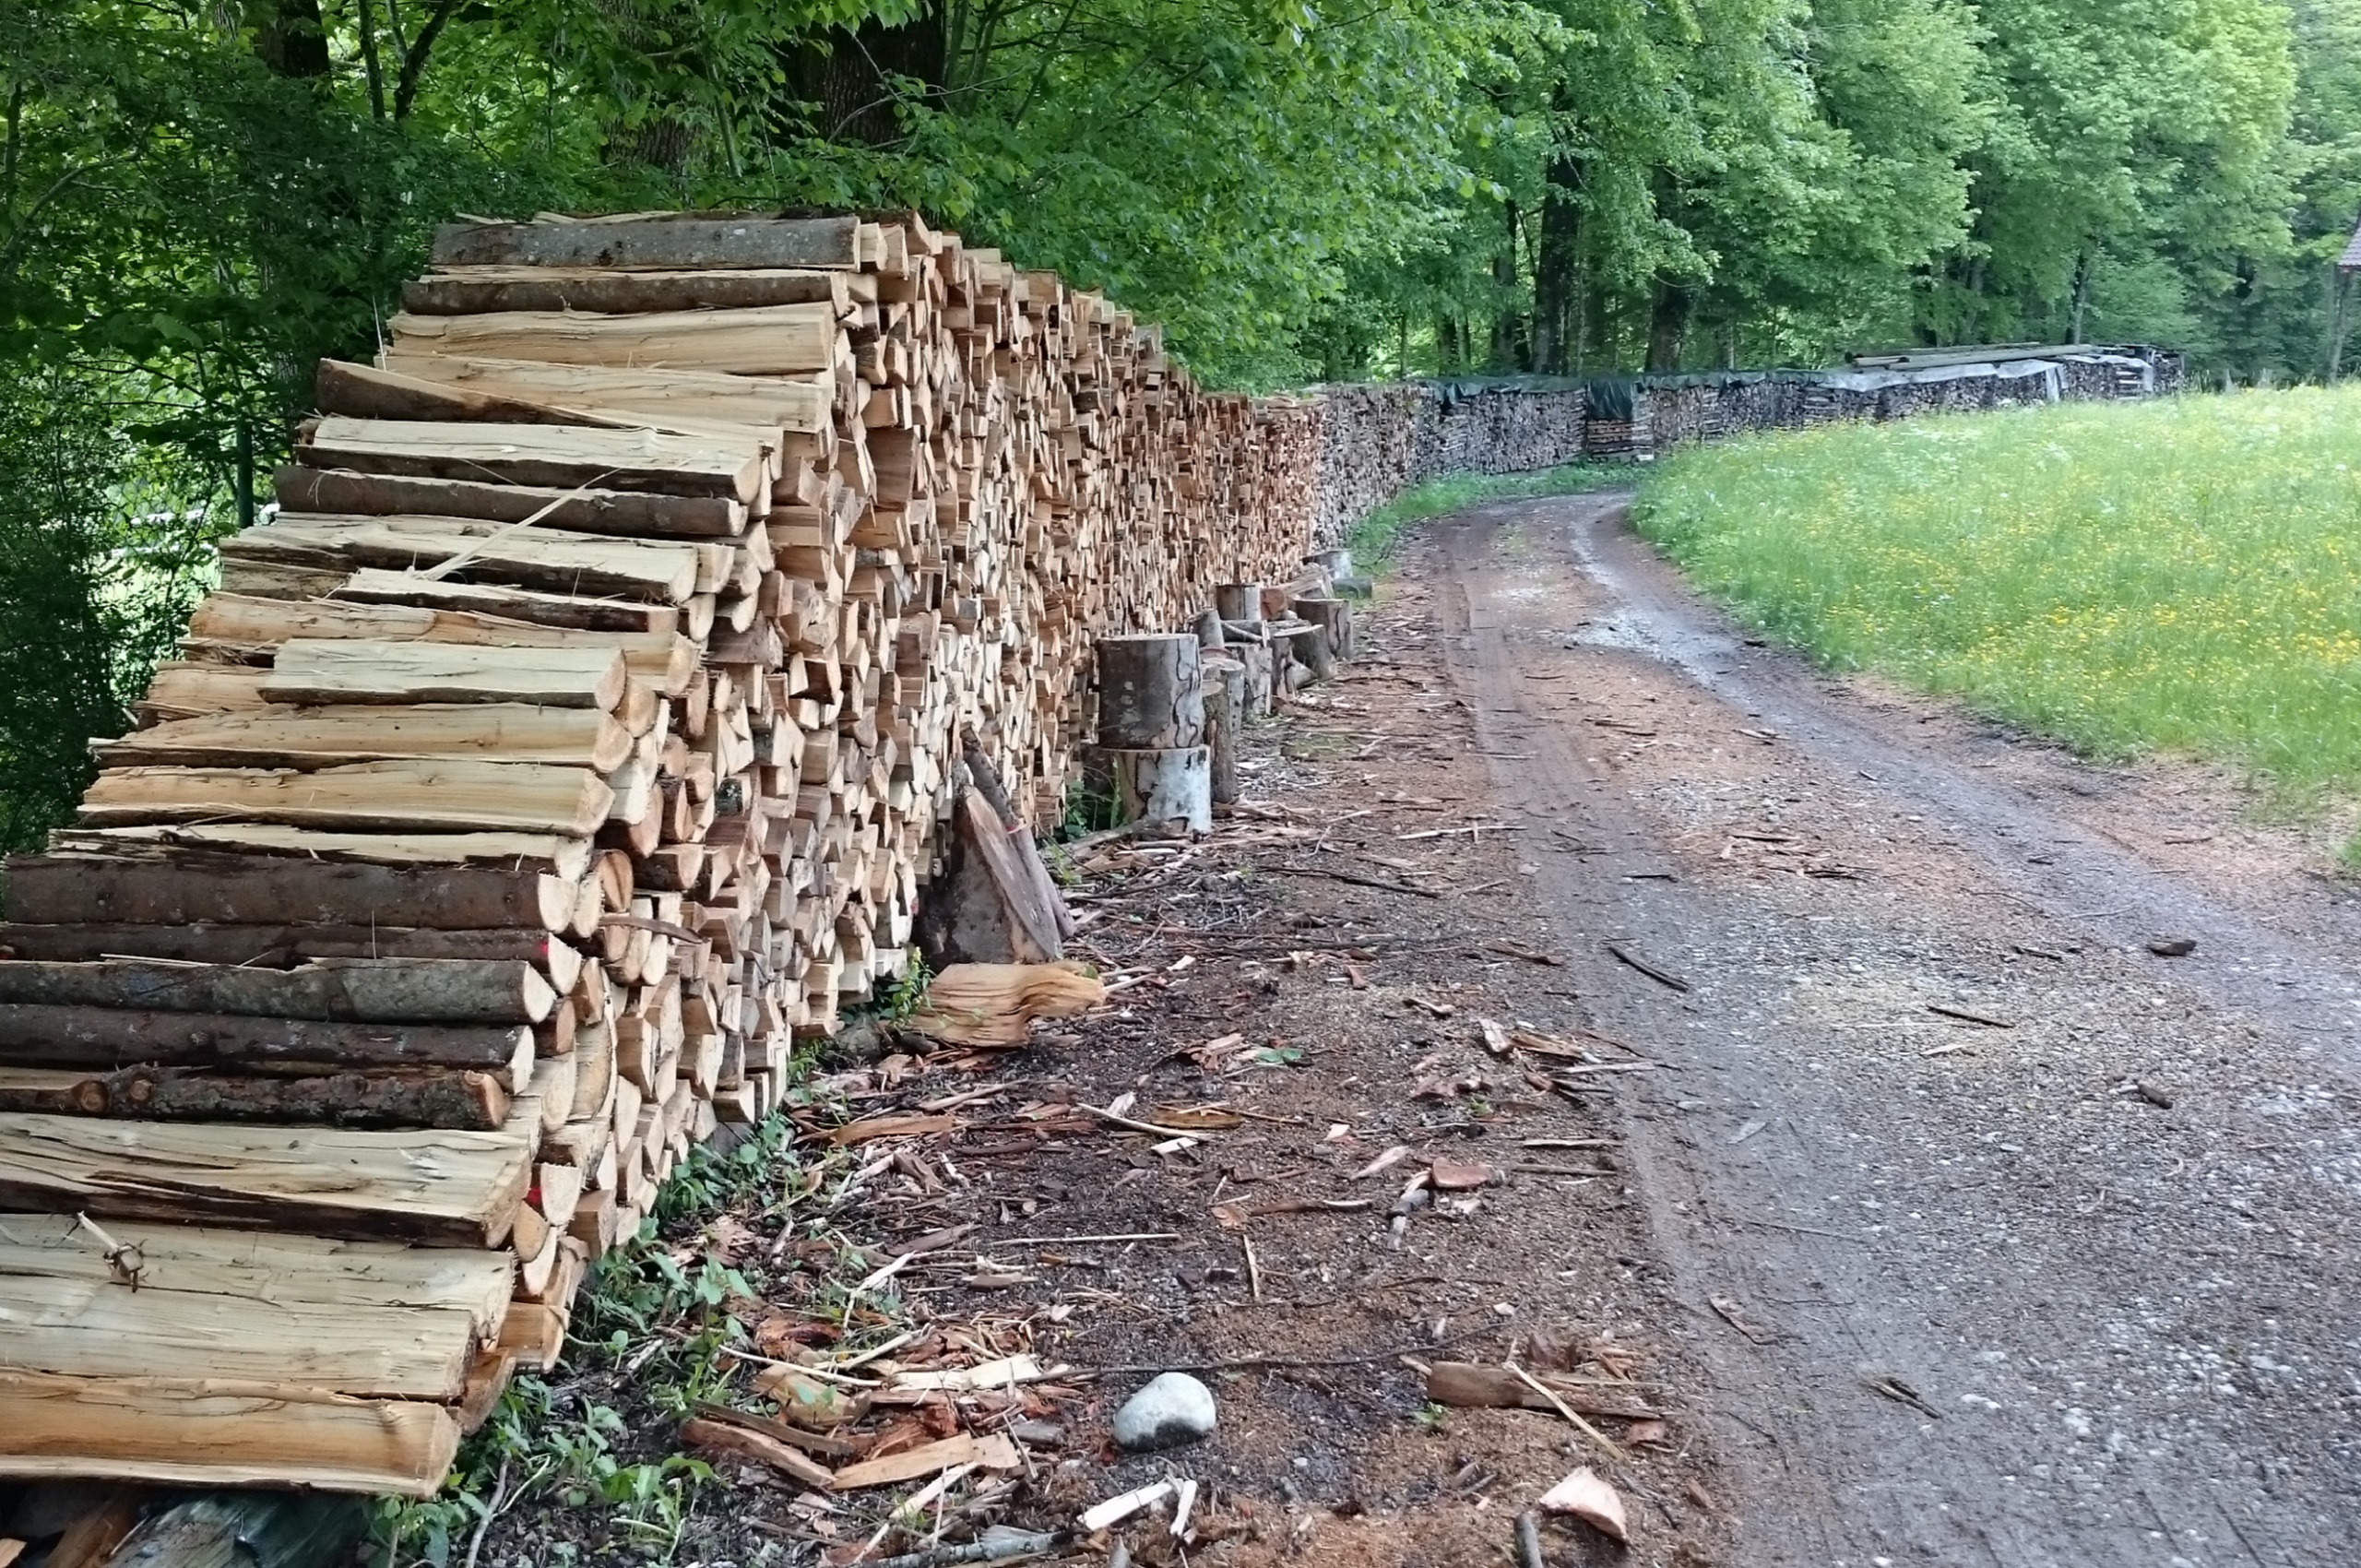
xmin=1429 ymin=492 xmax=2361 ymax=1565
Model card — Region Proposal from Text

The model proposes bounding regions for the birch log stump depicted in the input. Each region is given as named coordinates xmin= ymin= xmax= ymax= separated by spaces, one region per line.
xmin=1292 ymin=596 xmax=1354 ymax=666
xmin=1101 ymin=747 xmax=1213 ymax=835
xmin=1214 ymin=584 xmax=1264 ymax=629
xmin=1202 ymin=655 xmax=1245 ymax=806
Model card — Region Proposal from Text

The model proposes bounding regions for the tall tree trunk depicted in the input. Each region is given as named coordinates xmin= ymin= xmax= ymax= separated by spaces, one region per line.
xmin=2329 ymin=267 xmax=2353 ymax=383
xmin=1489 ymin=199 xmax=1526 ymax=371
xmin=250 ymin=0 xmax=331 ymax=78
xmin=2069 ymin=250 xmax=2094 ymax=343
xmin=1645 ymin=281 xmax=1691 ymax=373
xmin=1533 ymin=150 xmax=1582 ymax=374
xmin=781 ymin=6 xmax=951 ymax=147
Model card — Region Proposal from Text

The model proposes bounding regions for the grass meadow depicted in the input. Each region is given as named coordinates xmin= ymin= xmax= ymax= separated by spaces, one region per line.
xmin=1631 ymin=387 xmax=2361 ymax=841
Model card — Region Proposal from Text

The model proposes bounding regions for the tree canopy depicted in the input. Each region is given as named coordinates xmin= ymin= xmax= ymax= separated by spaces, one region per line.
xmin=1 ymin=0 xmax=2354 ymax=847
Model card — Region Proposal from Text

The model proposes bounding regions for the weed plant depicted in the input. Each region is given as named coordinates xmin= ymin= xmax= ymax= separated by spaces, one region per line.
xmin=1634 ymin=389 xmax=2361 ymax=850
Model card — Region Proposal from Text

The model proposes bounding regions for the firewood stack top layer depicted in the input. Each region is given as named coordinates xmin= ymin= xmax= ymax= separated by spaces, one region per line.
xmin=0 ymin=209 xmax=1328 ymax=1495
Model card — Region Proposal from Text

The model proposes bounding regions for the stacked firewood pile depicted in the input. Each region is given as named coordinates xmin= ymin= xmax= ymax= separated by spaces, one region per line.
xmin=1303 ymin=381 xmax=1587 ymax=551
xmin=0 ymin=210 xmax=1333 ymax=1494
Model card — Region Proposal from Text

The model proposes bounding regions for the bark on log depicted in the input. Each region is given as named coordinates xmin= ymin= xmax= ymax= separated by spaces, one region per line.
xmin=0 ymin=959 xmax=555 ymax=1024
xmin=1234 ymin=643 xmax=1275 ymax=719
xmin=1202 ymin=656 xmax=1245 ymax=806
xmin=1292 ymin=597 xmax=1352 ymax=673
xmin=402 ymin=268 xmax=845 ymax=316
xmin=0 ymin=1064 xmax=511 ymax=1131
xmin=1213 ymin=584 xmax=1264 ymax=627
xmin=1193 ymin=608 xmax=1224 ymax=650
xmin=1094 ymin=635 xmax=1204 ymax=750
xmin=1097 ymin=746 xmax=1213 ymax=836
xmin=275 ymin=465 xmax=746 ymax=540
xmin=2 ymin=852 xmax=581 ymax=932
xmin=0 ymin=1005 xmax=535 ymax=1085
xmin=960 ymin=736 xmax=1074 ymax=942
xmin=912 ymin=790 xmax=1062 ymax=968
xmin=431 ymin=216 xmax=860 ymax=272
xmin=98 ymin=1491 xmax=368 ymax=1568
xmin=0 ymin=923 xmax=583 ymax=990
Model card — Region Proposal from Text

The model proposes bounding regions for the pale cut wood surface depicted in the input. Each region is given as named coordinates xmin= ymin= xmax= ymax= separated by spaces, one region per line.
xmin=48 ymin=826 xmax=596 ymax=884
xmin=429 ymin=214 xmax=859 ymax=271
xmin=80 ymin=760 xmax=613 ymax=838
xmin=0 ymin=1114 xmax=533 ymax=1246
xmin=0 ymin=1370 xmax=461 ymax=1496
xmin=137 ymin=664 xmax=269 ymax=721
xmin=388 ymin=304 xmax=836 ymax=376
xmin=228 ymin=515 xmax=705 ymax=603
xmin=96 ymin=704 xmax=634 ymax=773
xmin=0 ymin=1213 xmax=515 ymax=1337
xmin=303 ymin=417 xmax=766 ymax=502
xmin=377 ymin=354 xmax=831 ymax=436
xmin=189 ymin=592 xmax=695 ymax=689
xmin=259 ymin=639 xmax=628 ymax=710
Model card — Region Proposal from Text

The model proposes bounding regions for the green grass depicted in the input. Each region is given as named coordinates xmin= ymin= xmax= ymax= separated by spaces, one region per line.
xmin=1347 ymin=462 xmax=1628 ymax=568
xmin=1631 ymin=386 xmax=2361 ymax=837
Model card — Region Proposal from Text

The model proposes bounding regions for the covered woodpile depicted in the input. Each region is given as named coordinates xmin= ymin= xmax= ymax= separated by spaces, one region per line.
xmin=0 ymin=210 xmax=1335 ymax=1494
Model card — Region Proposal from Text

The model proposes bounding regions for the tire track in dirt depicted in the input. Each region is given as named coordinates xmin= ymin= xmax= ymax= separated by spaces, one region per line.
xmin=1420 ymin=493 xmax=2361 ymax=1567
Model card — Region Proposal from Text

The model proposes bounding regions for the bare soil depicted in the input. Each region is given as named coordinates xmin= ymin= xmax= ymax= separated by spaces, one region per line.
xmin=472 ymin=491 xmax=2361 ymax=1568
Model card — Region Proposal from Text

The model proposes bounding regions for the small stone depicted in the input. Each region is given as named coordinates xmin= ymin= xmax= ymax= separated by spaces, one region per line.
xmin=2147 ymin=936 xmax=2197 ymax=957
xmin=1112 ymin=1372 xmax=1217 ymax=1451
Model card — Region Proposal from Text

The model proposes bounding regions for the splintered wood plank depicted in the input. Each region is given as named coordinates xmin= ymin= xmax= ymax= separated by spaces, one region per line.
xmin=375 ymin=355 xmax=832 ymax=437
xmin=79 ymin=760 xmax=613 ymax=837
xmin=0 ymin=1114 xmax=533 ymax=1246
xmin=401 ymin=267 xmax=849 ymax=316
xmin=0 ymin=1222 xmax=489 ymax=1397
xmin=387 ymin=304 xmax=836 ymax=377
xmin=276 ymin=463 xmax=748 ymax=540
xmin=0 ymin=957 xmax=556 ymax=1024
xmin=188 ymin=593 xmax=695 ymax=689
xmin=97 ymin=704 xmax=633 ymax=773
xmin=225 ymin=516 xmax=703 ymax=602
xmin=2 ymin=850 xmax=582 ymax=930
xmin=303 ymin=417 xmax=766 ymax=502
xmin=0 ymin=1370 xmax=461 ymax=1497
xmin=47 ymin=826 xmax=595 ymax=884
xmin=259 ymin=640 xmax=628 ymax=710
xmin=138 ymin=663 xmax=270 ymax=721
xmin=316 ymin=361 xmax=799 ymax=451
xmin=0 ymin=1214 xmax=515 ymax=1336
xmin=429 ymin=214 xmax=859 ymax=271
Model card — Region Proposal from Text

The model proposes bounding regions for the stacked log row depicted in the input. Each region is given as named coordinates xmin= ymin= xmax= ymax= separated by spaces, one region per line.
xmin=0 ymin=210 xmax=1329 ymax=1496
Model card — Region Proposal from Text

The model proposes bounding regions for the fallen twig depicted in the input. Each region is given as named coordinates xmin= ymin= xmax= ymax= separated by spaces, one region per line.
xmin=1264 ymin=862 xmax=1443 ymax=899
xmin=1604 ymin=942 xmax=1690 ymax=992
xmin=1926 ymin=1004 xmax=2012 ymax=1028
xmin=1508 ymin=1362 xmax=1630 ymax=1464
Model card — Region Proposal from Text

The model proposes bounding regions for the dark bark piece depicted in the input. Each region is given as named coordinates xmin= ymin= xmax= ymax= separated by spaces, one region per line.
xmin=0 ymin=1004 xmax=533 ymax=1080
xmin=314 ymin=360 xmax=635 ymax=432
xmin=1202 ymin=656 xmax=1245 ymax=806
xmin=403 ymin=269 xmax=842 ymax=315
xmin=1094 ymin=635 xmax=1204 ymax=750
xmin=1292 ymin=596 xmax=1352 ymax=676
xmin=960 ymin=736 xmax=1074 ymax=941
xmin=430 ymin=216 xmax=860 ymax=271
xmin=0 ymin=922 xmax=572 ymax=972
xmin=3 ymin=851 xmax=578 ymax=931
xmin=276 ymin=465 xmax=745 ymax=540
xmin=0 ymin=958 xmax=552 ymax=1024
xmin=0 ymin=1064 xmax=510 ymax=1131
xmin=915 ymin=790 xmax=1062 ymax=968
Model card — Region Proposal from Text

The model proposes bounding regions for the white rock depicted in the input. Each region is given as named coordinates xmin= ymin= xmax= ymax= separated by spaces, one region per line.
xmin=1111 ymin=1372 xmax=1217 ymax=1451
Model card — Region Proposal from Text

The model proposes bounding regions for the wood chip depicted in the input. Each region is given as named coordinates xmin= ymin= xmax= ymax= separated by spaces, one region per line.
xmin=830 ymin=1431 xmax=1021 ymax=1491
xmin=1536 ymin=1467 xmax=1628 ymax=1542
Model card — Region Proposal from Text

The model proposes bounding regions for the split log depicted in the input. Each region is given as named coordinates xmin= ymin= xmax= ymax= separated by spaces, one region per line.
xmin=1097 ymin=746 xmax=1213 ymax=836
xmin=402 ymin=268 xmax=847 ymax=317
xmin=1 ymin=852 xmax=582 ymax=932
xmin=229 ymin=516 xmax=705 ymax=603
xmin=184 ymin=595 xmax=692 ymax=680
xmin=0 ymin=958 xmax=556 ymax=1024
xmin=96 ymin=705 xmax=634 ymax=774
xmin=259 ymin=641 xmax=628 ymax=710
xmin=49 ymin=827 xmax=595 ymax=885
xmin=387 ymin=306 xmax=836 ymax=379
xmin=960 ymin=736 xmax=1073 ymax=941
xmin=913 ymin=790 xmax=1062 ymax=968
xmin=1094 ymin=635 xmax=1204 ymax=750
xmin=1201 ymin=656 xmax=1245 ymax=806
xmin=0 ymin=924 xmax=582 ymax=990
xmin=0 ymin=1006 xmax=534 ymax=1087
xmin=79 ymin=761 xmax=612 ymax=838
xmin=374 ymin=356 xmax=832 ymax=440
xmin=1234 ymin=642 xmax=1275 ymax=719
xmin=428 ymin=215 xmax=860 ymax=272
xmin=275 ymin=464 xmax=746 ymax=540
xmin=0 ymin=1064 xmax=512 ymax=1131
xmin=301 ymin=418 xmax=767 ymax=504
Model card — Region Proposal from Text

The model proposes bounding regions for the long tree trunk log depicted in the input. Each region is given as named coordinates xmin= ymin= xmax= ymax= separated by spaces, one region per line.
xmin=0 ymin=1064 xmax=511 ymax=1131
xmin=1202 ymin=656 xmax=1245 ymax=806
xmin=0 ymin=1006 xmax=535 ymax=1086
xmin=0 ymin=923 xmax=583 ymax=987
xmin=1097 ymin=746 xmax=1213 ymax=836
xmin=1094 ymin=635 xmax=1204 ymax=750
xmin=0 ymin=959 xmax=555 ymax=1024
xmin=1 ymin=852 xmax=581 ymax=932
xmin=276 ymin=464 xmax=746 ymax=540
